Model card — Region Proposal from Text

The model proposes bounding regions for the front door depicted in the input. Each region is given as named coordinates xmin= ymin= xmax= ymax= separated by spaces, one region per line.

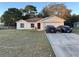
xmin=37 ymin=23 xmax=41 ymax=29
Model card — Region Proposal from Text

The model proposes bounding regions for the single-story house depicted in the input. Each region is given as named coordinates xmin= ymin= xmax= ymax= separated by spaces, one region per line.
xmin=16 ymin=16 xmax=65 ymax=31
xmin=74 ymin=22 xmax=79 ymax=28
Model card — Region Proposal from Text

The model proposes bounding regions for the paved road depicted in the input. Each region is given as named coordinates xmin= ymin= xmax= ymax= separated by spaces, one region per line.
xmin=46 ymin=33 xmax=79 ymax=57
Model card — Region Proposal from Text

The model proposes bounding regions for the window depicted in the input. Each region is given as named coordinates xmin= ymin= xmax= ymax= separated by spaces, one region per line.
xmin=31 ymin=23 xmax=34 ymax=28
xmin=20 ymin=23 xmax=24 ymax=28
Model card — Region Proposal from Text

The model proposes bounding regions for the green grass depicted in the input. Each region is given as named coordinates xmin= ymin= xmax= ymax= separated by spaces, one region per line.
xmin=0 ymin=29 xmax=55 ymax=57
xmin=72 ymin=28 xmax=79 ymax=33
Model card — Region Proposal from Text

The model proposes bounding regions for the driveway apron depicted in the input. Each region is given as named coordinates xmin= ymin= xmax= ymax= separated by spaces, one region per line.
xmin=46 ymin=33 xmax=79 ymax=57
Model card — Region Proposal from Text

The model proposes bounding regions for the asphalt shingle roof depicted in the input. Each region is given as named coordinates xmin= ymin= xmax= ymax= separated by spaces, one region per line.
xmin=25 ymin=17 xmax=42 ymax=22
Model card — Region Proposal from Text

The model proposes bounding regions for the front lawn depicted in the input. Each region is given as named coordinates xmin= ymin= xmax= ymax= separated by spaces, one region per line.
xmin=0 ymin=30 xmax=55 ymax=57
xmin=72 ymin=28 xmax=79 ymax=33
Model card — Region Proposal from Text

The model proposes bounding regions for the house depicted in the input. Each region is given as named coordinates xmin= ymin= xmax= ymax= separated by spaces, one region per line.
xmin=74 ymin=22 xmax=79 ymax=28
xmin=16 ymin=16 xmax=65 ymax=31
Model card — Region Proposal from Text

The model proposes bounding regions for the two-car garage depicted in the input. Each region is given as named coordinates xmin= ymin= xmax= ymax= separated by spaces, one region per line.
xmin=42 ymin=16 xmax=65 ymax=29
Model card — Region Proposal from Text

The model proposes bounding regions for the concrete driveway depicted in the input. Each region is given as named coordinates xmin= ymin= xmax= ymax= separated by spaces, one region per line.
xmin=46 ymin=33 xmax=79 ymax=57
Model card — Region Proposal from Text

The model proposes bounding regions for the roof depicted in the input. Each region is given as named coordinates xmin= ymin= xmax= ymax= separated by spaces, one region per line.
xmin=42 ymin=16 xmax=65 ymax=23
xmin=25 ymin=17 xmax=42 ymax=22
xmin=16 ymin=16 xmax=65 ymax=23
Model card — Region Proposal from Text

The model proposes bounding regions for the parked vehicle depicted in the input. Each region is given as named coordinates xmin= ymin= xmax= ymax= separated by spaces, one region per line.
xmin=45 ymin=25 xmax=56 ymax=33
xmin=56 ymin=25 xmax=72 ymax=33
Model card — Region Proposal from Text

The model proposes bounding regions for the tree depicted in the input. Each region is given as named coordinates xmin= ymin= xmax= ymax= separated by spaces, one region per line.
xmin=41 ymin=6 xmax=49 ymax=17
xmin=64 ymin=14 xmax=79 ymax=27
xmin=1 ymin=8 xmax=22 ymax=26
xmin=21 ymin=5 xmax=37 ymax=19
xmin=37 ymin=13 xmax=43 ymax=18
xmin=21 ymin=14 xmax=31 ymax=20
xmin=41 ymin=3 xmax=71 ymax=18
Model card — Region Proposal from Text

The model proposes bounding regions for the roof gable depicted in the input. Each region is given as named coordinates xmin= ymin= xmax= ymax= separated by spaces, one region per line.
xmin=42 ymin=16 xmax=65 ymax=23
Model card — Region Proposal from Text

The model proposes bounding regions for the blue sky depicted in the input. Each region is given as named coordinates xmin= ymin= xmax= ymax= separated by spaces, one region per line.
xmin=0 ymin=2 xmax=79 ymax=16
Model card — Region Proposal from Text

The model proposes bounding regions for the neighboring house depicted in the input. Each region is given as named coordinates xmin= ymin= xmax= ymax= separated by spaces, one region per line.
xmin=16 ymin=16 xmax=65 ymax=31
xmin=74 ymin=22 xmax=79 ymax=28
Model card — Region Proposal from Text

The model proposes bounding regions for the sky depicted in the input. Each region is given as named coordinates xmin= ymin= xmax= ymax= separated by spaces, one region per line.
xmin=0 ymin=2 xmax=79 ymax=16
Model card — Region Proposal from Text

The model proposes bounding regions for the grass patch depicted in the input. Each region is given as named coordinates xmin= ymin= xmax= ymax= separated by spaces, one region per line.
xmin=0 ymin=29 xmax=55 ymax=57
xmin=72 ymin=28 xmax=79 ymax=33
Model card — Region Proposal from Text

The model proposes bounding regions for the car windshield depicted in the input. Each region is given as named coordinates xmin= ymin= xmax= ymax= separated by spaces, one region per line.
xmin=46 ymin=25 xmax=55 ymax=29
xmin=63 ymin=26 xmax=70 ymax=30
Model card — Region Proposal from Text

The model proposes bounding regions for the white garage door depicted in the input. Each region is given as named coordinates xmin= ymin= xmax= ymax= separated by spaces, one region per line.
xmin=44 ymin=23 xmax=64 ymax=27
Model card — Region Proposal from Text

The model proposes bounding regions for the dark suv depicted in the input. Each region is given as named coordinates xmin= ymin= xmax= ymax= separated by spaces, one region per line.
xmin=56 ymin=25 xmax=72 ymax=33
xmin=45 ymin=25 xmax=56 ymax=33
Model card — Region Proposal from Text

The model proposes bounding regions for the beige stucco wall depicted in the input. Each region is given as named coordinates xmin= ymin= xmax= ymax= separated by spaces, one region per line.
xmin=16 ymin=20 xmax=43 ymax=30
xmin=16 ymin=20 xmax=34 ymax=29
